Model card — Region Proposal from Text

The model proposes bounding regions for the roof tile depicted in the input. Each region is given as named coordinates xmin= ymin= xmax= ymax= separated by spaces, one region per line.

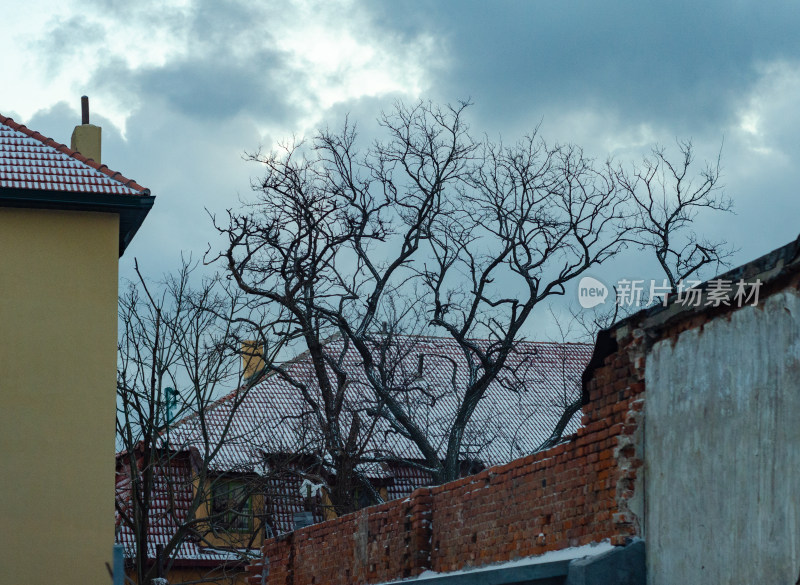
xmin=168 ymin=336 xmax=592 ymax=471
xmin=118 ymin=336 xmax=591 ymax=562
xmin=0 ymin=114 xmax=150 ymax=196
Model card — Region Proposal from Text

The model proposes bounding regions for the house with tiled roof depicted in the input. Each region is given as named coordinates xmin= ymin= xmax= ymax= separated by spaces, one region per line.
xmin=0 ymin=100 xmax=153 ymax=255
xmin=0 ymin=98 xmax=154 ymax=585
xmin=115 ymin=334 xmax=591 ymax=584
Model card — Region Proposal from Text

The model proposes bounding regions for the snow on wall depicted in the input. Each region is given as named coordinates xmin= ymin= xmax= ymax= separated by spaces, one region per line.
xmin=645 ymin=288 xmax=800 ymax=585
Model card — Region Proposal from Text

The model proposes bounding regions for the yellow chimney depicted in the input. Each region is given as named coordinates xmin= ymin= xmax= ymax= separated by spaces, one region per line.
xmin=70 ymin=96 xmax=101 ymax=163
xmin=241 ymin=341 xmax=265 ymax=380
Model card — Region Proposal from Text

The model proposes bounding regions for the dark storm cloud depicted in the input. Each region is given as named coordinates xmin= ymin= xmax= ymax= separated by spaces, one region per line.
xmin=22 ymin=0 xmax=799 ymax=289
xmin=42 ymin=0 xmax=303 ymax=127
xmin=373 ymin=1 xmax=800 ymax=134
xmin=368 ymin=0 xmax=800 ymax=264
xmin=34 ymin=16 xmax=107 ymax=77
xmin=137 ymin=0 xmax=299 ymax=123
xmin=99 ymin=52 xmax=297 ymax=124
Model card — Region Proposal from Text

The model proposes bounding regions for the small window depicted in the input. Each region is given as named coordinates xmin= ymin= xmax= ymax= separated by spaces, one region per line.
xmin=352 ymin=487 xmax=374 ymax=510
xmin=211 ymin=480 xmax=253 ymax=532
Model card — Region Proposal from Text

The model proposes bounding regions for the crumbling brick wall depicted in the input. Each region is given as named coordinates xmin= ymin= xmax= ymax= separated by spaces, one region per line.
xmin=247 ymin=332 xmax=644 ymax=585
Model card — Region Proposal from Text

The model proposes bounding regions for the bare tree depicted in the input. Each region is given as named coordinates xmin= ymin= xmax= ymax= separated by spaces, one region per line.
xmin=616 ymin=139 xmax=734 ymax=289
xmin=210 ymin=102 xmax=475 ymax=510
xmin=564 ymin=140 xmax=735 ymax=341
xmin=214 ymin=101 xmax=628 ymax=486
xmin=121 ymin=109 xmax=736 ymax=564
xmin=538 ymin=141 xmax=737 ymax=449
xmin=116 ymin=261 xmax=287 ymax=584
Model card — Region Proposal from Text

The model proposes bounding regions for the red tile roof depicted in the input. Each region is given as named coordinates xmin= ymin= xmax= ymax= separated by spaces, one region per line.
xmin=385 ymin=464 xmax=434 ymax=501
xmin=115 ymin=452 xmax=324 ymax=562
xmin=115 ymin=455 xmax=253 ymax=563
xmin=0 ymin=114 xmax=150 ymax=196
xmin=261 ymin=471 xmax=326 ymax=536
xmin=120 ymin=336 xmax=591 ymax=563
xmin=168 ymin=336 xmax=592 ymax=472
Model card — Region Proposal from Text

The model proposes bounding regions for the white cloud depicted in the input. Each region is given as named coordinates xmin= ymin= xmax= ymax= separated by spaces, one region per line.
xmin=250 ymin=0 xmax=444 ymax=138
xmin=273 ymin=0 xmax=438 ymax=107
xmin=732 ymin=60 xmax=800 ymax=164
xmin=4 ymin=0 xmax=442 ymax=141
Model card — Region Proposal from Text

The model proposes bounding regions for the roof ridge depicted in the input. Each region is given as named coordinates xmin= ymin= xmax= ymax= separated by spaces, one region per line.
xmin=0 ymin=113 xmax=150 ymax=195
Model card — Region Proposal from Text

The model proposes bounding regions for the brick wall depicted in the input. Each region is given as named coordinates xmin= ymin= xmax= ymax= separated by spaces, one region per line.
xmin=247 ymin=331 xmax=644 ymax=585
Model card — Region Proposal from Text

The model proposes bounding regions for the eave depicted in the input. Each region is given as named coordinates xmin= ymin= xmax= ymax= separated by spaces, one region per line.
xmin=0 ymin=187 xmax=155 ymax=257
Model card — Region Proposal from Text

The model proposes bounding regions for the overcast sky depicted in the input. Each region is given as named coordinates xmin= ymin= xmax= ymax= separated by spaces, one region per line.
xmin=4 ymin=0 xmax=799 ymax=336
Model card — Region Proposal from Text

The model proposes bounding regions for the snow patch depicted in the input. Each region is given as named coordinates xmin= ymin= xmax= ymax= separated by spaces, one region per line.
xmin=299 ymin=479 xmax=325 ymax=498
xmin=394 ymin=540 xmax=615 ymax=582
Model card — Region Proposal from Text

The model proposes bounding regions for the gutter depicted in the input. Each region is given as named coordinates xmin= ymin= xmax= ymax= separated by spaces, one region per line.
xmin=0 ymin=187 xmax=155 ymax=256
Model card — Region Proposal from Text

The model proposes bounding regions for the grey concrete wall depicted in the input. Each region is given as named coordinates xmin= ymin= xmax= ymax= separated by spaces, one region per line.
xmin=645 ymin=289 xmax=800 ymax=585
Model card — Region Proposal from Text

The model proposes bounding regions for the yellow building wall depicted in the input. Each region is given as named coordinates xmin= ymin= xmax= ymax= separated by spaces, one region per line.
xmin=0 ymin=208 xmax=120 ymax=585
xmin=193 ymin=476 xmax=267 ymax=549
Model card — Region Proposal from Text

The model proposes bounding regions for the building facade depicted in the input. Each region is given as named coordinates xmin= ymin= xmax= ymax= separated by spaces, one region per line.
xmin=0 ymin=106 xmax=153 ymax=585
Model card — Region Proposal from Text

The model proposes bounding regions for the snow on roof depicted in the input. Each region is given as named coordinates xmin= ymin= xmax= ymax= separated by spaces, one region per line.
xmin=117 ymin=336 xmax=591 ymax=563
xmin=0 ymin=114 xmax=149 ymax=195
xmin=115 ymin=454 xmax=250 ymax=562
xmin=168 ymin=336 xmax=592 ymax=472
xmin=115 ymin=453 xmax=323 ymax=561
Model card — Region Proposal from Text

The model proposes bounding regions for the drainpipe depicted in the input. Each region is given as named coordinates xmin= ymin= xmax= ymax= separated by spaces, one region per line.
xmin=261 ymin=558 xmax=270 ymax=585
xmin=112 ymin=544 xmax=124 ymax=585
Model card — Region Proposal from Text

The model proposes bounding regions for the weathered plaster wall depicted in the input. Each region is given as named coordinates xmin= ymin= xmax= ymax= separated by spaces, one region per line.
xmin=645 ymin=289 xmax=800 ymax=585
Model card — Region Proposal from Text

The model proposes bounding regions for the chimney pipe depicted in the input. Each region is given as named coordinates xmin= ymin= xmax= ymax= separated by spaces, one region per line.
xmin=70 ymin=95 xmax=102 ymax=163
xmin=81 ymin=95 xmax=90 ymax=125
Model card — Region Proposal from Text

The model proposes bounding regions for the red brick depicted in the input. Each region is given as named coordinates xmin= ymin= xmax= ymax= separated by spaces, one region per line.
xmin=249 ymin=347 xmax=644 ymax=585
